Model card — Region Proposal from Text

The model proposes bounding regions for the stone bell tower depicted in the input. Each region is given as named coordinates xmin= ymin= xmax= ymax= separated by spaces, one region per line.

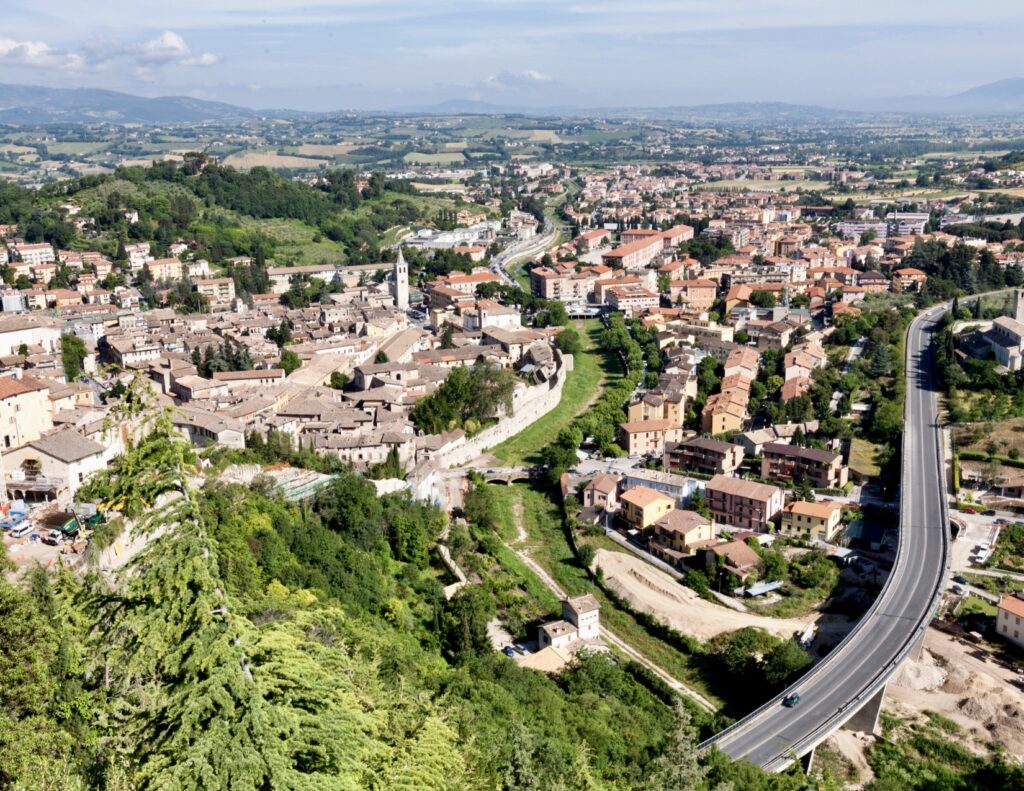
xmin=391 ymin=247 xmax=409 ymax=311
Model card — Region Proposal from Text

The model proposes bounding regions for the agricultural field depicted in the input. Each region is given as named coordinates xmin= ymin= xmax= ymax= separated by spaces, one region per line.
xmin=44 ymin=141 xmax=110 ymax=156
xmin=293 ymin=143 xmax=357 ymax=157
xmin=241 ymin=217 xmax=348 ymax=265
xmin=402 ymin=151 xmax=466 ymax=165
xmin=223 ymin=151 xmax=327 ymax=169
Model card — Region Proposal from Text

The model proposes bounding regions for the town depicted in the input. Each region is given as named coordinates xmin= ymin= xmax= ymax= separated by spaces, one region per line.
xmin=4 ymin=56 xmax=1024 ymax=791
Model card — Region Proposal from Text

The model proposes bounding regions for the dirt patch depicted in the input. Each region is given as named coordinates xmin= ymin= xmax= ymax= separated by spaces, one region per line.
xmin=884 ymin=629 xmax=1024 ymax=757
xmin=891 ymin=647 xmax=947 ymax=691
xmin=593 ymin=548 xmax=813 ymax=641
xmin=819 ymin=729 xmax=874 ymax=789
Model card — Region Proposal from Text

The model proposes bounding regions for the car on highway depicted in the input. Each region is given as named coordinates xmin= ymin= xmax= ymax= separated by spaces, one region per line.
xmin=782 ymin=692 xmax=801 ymax=708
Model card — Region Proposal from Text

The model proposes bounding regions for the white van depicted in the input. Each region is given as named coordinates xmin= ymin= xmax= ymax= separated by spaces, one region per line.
xmin=9 ymin=523 xmax=32 ymax=539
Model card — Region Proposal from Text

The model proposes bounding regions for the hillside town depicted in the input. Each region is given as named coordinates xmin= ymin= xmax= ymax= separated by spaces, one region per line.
xmin=3 ymin=144 xmax=1024 ymax=790
xmin=0 ymin=156 xmax=1016 ymax=569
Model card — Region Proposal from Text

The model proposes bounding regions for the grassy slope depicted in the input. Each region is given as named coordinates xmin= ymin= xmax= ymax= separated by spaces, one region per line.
xmin=510 ymin=484 xmax=725 ymax=707
xmin=491 ymin=320 xmax=612 ymax=466
xmin=66 ymin=178 xmax=467 ymax=266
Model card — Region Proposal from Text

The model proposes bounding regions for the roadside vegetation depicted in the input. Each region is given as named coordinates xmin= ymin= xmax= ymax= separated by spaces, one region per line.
xmin=866 ymin=709 xmax=1024 ymax=789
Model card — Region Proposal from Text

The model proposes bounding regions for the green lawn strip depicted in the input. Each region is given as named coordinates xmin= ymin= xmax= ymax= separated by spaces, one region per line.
xmin=481 ymin=484 xmax=520 ymax=543
xmin=491 ymin=321 xmax=611 ymax=466
xmin=849 ymin=437 xmax=883 ymax=478
xmin=959 ymin=595 xmax=997 ymax=618
xmin=490 ymin=542 xmax=562 ymax=615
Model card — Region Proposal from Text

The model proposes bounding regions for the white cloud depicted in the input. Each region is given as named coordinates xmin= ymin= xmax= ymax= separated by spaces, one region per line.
xmin=183 ymin=51 xmax=221 ymax=67
xmin=118 ymin=30 xmax=221 ymax=68
xmin=138 ymin=31 xmax=193 ymax=64
xmin=0 ymin=30 xmax=220 ymax=76
xmin=0 ymin=37 xmax=77 ymax=69
xmin=485 ymin=70 xmax=554 ymax=90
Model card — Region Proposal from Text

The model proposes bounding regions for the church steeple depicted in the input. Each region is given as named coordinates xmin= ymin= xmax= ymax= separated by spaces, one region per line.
xmin=391 ymin=247 xmax=409 ymax=310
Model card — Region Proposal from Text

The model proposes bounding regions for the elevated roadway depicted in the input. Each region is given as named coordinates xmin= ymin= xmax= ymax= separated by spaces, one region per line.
xmin=702 ymin=302 xmax=951 ymax=770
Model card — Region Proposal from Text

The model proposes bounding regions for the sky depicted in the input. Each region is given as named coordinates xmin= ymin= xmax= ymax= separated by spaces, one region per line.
xmin=1 ymin=1 xmax=1022 ymax=111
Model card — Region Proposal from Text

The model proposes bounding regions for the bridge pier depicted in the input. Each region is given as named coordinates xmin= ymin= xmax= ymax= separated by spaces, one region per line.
xmin=843 ymin=684 xmax=886 ymax=735
xmin=909 ymin=628 xmax=928 ymax=662
xmin=800 ymin=747 xmax=815 ymax=775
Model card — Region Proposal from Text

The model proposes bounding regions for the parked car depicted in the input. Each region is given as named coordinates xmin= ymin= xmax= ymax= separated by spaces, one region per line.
xmin=503 ymin=645 xmax=516 ymax=657
xmin=782 ymin=693 xmax=801 ymax=708
xmin=982 ymin=509 xmax=997 ymax=516
xmin=953 ymin=575 xmax=969 ymax=585
xmin=41 ymin=530 xmax=63 ymax=547
xmin=951 ymin=584 xmax=965 ymax=595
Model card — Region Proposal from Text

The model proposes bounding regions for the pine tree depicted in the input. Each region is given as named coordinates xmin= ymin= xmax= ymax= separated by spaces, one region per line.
xmin=642 ymin=702 xmax=705 ymax=791
xmin=388 ymin=715 xmax=466 ymax=791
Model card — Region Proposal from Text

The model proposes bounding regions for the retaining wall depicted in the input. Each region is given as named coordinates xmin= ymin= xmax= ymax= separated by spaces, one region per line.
xmin=438 ymin=351 xmax=574 ymax=468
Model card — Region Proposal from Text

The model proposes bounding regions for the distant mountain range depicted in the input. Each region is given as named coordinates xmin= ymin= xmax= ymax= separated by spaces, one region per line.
xmin=0 ymin=83 xmax=262 ymax=124
xmin=4 ymin=79 xmax=1024 ymax=126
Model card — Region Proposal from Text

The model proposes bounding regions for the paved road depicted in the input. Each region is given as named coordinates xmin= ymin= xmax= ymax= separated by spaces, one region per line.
xmin=705 ymin=303 xmax=950 ymax=769
xmin=491 ymin=218 xmax=559 ymax=285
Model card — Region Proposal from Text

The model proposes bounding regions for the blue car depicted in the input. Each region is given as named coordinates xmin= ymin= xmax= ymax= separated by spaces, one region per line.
xmin=782 ymin=693 xmax=801 ymax=708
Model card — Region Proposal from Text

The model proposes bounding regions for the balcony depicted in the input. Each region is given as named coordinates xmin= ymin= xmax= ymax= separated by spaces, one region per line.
xmin=5 ymin=472 xmax=66 ymax=501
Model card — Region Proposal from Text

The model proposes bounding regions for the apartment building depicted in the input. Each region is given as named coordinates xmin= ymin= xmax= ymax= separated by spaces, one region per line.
xmin=665 ymin=436 xmax=744 ymax=476
xmin=195 ymin=277 xmax=236 ymax=305
xmin=706 ymin=474 xmax=784 ymax=532
xmin=892 ymin=267 xmax=927 ymax=292
xmin=530 ymin=265 xmax=601 ymax=302
xmin=669 ymin=278 xmax=716 ymax=310
xmin=606 ymin=284 xmax=659 ymax=316
xmin=760 ymin=442 xmax=848 ymax=489
xmin=619 ymin=486 xmax=676 ymax=531
xmin=649 ymin=508 xmax=713 ymax=566
xmin=10 ymin=242 xmax=55 ymax=266
xmin=619 ymin=418 xmax=685 ymax=456
xmin=627 ymin=390 xmax=684 ymax=427
xmin=575 ymin=228 xmax=612 ymax=252
xmin=779 ymin=500 xmax=844 ymax=542
xmin=145 ymin=257 xmax=183 ymax=282
xmin=601 ymin=235 xmax=664 ymax=272
xmin=701 ymin=392 xmax=747 ymax=435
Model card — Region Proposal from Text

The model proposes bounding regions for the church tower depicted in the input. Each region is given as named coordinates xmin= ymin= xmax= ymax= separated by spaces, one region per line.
xmin=1015 ymin=288 xmax=1024 ymax=323
xmin=392 ymin=247 xmax=409 ymax=311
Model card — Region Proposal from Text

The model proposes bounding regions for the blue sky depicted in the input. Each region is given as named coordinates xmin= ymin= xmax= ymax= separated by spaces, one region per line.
xmin=1 ymin=1 xmax=1021 ymax=110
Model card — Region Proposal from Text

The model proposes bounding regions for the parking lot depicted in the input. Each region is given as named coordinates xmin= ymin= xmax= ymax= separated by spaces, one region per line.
xmin=950 ymin=510 xmax=1003 ymax=572
xmin=3 ymin=531 xmax=76 ymax=579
